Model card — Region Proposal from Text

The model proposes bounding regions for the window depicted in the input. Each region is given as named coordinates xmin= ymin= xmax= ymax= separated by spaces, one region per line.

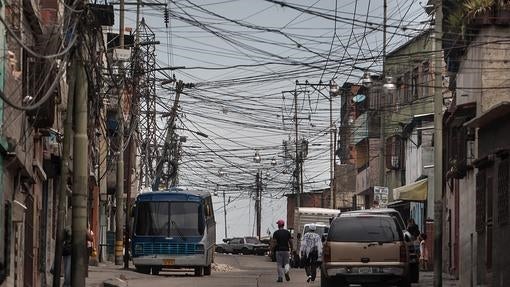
xmin=498 ymin=158 xmax=509 ymax=226
xmin=476 ymin=171 xmax=486 ymax=233
xmin=135 ymin=202 xmax=204 ymax=237
xmin=403 ymin=72 xmax=410 ymax=103
xmin=422 ymin=62 xmax=430 ymax=98
xmin=386 ymin=135 xmax=403 ymax=170
xmin=412 ymin=67 xmax=419 ymax=99
xmin=329 ymin=217 xmax=403 ymax=242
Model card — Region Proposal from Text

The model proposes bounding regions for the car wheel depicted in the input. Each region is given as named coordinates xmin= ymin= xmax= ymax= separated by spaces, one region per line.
xmin=135 ymin=265 xmax=150 ymax=274
xmin=216 ymin=247 xmax=224 ymax=253
xmin=151 ymin=267 xmax=161 ymax=275
xmin=194 ymin=266 xmax=203 ymax=277
xmin=410 ymin=262 xmax=419 ymax=283
xmin=204 ymin=265 xmax=212 ymax=276
xmin=399 ymin=276 xmax=411 ymax=287
xmin=320 ymin=268 xmax=332 ymax=287
xmin=241 ymin=247 xmax=250 ymax=255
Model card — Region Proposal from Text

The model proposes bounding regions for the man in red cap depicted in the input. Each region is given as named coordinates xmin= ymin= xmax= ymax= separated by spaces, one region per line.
xmin=272 ymin=219 xmax=292 ymax=282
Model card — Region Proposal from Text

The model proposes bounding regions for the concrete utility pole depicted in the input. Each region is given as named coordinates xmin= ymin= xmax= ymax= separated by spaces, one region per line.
xmin=433 ymin=0 xmax=443 ymax=285
xmin=329 ymin=93 xmax=334 ymax=209
xmin=115 ymin=0 xmax=126 ymax=265
xmin=71 ymin=53 xmax=89 ymax=287
xmin=380 ymin=0 xmax=387 ymax=188
xmin=53 ymin=57 xmax=75 ymax=287
xmin=223 ymin=191 xmax=227 ymax=238
xmin=293 ymin=90 xmax=301 ymax=208
xmin=255 ymin=171 xmax=261 ymax=239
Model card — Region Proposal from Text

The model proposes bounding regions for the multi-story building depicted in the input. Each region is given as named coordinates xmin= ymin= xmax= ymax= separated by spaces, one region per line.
xmin=444 ymin=23 xmax=510 ymax=286
xmin=0 ymin=0 xmax=64 ymax=284
xmin=381 ymin=29 xmax=439 ymax=232
xmin=338 ymin=82 xmax=381 ymax=210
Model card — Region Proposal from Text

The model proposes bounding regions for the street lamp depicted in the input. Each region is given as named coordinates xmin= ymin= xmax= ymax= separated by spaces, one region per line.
xmin=253 ymin=151 xmax=261 ymax=163
xmin=383 ymin=77 xmax=397 ymax=95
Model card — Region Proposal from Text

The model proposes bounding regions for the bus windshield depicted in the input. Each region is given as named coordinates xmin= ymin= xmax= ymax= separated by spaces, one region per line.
xmin=135 ymin=201 xmax=204 ymax=237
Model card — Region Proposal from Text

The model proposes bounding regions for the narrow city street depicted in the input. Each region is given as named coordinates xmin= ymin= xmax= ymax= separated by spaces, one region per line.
xmin=87 ymin=254 xmax=458 ymax=287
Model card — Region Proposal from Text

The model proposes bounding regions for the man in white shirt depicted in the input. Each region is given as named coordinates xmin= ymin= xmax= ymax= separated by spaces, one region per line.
xmin=299 ymin=224 xmax=323 ymax=282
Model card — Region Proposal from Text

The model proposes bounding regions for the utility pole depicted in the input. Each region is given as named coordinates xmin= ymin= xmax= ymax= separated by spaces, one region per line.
xmin=255 ymin=171 xmax=261 ymax=239
xmin=380 ymin=0 xmax=387 ymax=188
xmin=115 ymin=0 xmax=126 ymax=265
xmin=329 ymin=94 xmax=334 ymax=209
xmin=53 ymin=57 xmax=75 ymax=287
xmin=294 ymin=90 xmax=300 ymax=208
xmin=123 ymin=0 xmax=142 ymax=269
xmin=223 ymin=191 xmax=227 ymax=238
xmin=433 ymin=0 xmax=443 ymax=285
xmin=71 ymin=50 xmax=89 ymax=287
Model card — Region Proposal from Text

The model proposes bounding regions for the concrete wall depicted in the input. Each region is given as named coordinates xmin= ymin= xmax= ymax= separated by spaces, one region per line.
xmin=334 ymin=164 xmax=356 ymax=209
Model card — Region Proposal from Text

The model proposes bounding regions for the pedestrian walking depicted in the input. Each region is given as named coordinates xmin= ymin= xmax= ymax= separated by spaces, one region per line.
xmin=272 ymin=219 xmax=292 ymax=283
xmin=419 ymin=233 xmax=429 ymax=271
xmin=86 ymin=223 xmax=95 ymax=277
xmin=299 ymin=224 xmax=322 ymax=283
xmin=406 ymin=218 xmax=420 ymax=240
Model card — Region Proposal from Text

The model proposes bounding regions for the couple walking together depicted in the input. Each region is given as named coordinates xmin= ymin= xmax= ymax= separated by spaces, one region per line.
xmin=272 ymin=219 xmax=322 ymax=283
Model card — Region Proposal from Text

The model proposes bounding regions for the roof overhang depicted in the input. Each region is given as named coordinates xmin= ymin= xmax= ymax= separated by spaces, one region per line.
xmin=465 ymin=101 xmax=510 ymax=129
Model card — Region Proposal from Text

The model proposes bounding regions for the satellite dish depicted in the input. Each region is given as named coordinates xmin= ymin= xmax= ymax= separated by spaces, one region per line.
xmin=352 ymin=94 xmax=366 ymax=103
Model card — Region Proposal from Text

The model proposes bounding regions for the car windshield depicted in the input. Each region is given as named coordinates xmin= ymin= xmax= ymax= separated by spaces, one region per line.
xmin=304 ymin=226 xmax=329 ymax=236
xmin=245 ymin=237 xmax=260 ymax=244
xmin=329 ymin=217 xmax=402 ymax=242
xmin=135 ymin=201 xmax=204 ymax=237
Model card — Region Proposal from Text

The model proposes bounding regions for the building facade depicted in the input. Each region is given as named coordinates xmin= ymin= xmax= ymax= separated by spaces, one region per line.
xmin=445 ymin=25 xmax=510 ymax=286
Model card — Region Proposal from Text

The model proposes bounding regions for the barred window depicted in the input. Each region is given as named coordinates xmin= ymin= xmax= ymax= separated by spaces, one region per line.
xmin=498 ymin=159 xmax=509 ymax=225
xmin=476 ymin=171 xmax=486 ymax=233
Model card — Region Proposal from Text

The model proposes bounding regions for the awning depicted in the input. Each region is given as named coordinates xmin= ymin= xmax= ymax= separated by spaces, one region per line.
xmin=392 ymin=179 xmax=428 ymax=201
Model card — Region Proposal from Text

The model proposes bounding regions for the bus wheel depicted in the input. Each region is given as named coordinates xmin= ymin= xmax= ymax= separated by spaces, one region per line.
xmin=204 ymin=265 xmax=212 ymax=276
xmin=135 ymin=265 xmax=150 ymax=274
xmin=194 ymin=267 xmax=203 ymax=276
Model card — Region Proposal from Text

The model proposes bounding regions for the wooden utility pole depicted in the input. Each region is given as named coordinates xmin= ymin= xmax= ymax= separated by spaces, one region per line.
xmin=433 ymin=0 xmax=443 ymax=285
xmin=53 ymin=57 xmax=75 ymax=287
xmin=115 ymin=0 xmax=126 ymax=265
xmin=71 ymin=51 xmax=89 ymax=287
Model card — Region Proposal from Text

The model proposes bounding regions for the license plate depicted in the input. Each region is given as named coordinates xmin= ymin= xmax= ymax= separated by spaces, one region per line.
xmin=163 ymin=259 xmax=175 ymax=266
xmin=359 ymin=267 xmax=372 ymax=273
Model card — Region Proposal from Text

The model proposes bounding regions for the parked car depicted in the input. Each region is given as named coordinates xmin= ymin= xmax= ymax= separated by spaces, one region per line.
xmin=341 ymin=208 xmax=419 ymax=283
xmin=216 ymin=237 xmax=269 ymax=255
xmin=321 ymin=214 xmax=410 ymax=287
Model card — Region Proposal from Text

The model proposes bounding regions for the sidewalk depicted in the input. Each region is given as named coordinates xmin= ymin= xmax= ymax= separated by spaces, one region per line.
xmin=417 ymin=271 xmax=459 ymax=286
xmin=86 ymin=262 xmax=150 ymax=287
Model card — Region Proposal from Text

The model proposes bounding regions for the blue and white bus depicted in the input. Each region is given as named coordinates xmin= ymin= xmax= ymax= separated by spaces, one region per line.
xmin=131 ymin=188 xmax=216 ymax=276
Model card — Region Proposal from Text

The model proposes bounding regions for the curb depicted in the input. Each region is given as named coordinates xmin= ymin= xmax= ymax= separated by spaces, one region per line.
xmin=102 ymin=278 xmax=127 ymax=287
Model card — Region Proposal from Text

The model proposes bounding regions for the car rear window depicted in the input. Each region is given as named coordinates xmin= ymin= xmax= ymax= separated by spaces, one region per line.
xmin=328 ymin=216 xmax=403 ymax=242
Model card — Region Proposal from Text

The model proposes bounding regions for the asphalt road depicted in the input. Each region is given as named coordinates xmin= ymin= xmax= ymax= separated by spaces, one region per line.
xmin=87 ymin=254 xmax=458 ymax=287
xmin=104 ymin=254 xmax=318 ymax=287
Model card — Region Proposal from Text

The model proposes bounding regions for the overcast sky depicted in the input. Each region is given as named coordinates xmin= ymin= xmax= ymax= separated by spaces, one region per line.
xmin=121 ymin=0 xmax=428 ymax=241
